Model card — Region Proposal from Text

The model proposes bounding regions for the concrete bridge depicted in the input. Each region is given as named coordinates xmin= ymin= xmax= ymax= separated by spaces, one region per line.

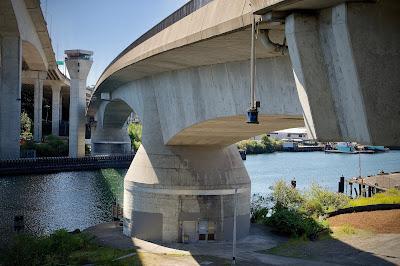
xmin=93 ymin=0 xmax=399 ymax=242
xmin=0 ymin=0 xmax=72 ymax=159
xmin=0 ymin=0 xmax=97 ymax=159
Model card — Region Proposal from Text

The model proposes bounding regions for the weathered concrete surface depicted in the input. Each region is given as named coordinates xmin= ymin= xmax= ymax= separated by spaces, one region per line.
xmin=51 ymin=84 xmax=61 ymax=135
xmin=94 ymin=56 xmax=303 ymax=242
xmin=66 ymin=50 xmax=93 ymax=158
xmin=0 ymin=35 xmax=21 ymax=159
xmin=285 ymin=0 xmax=400 ymax=145
xmin=109 ymin=57 xmax=303 ymax=146
xmin=116 ymin=82 xmax=251 ymax=242
xmin=33 ymin=71 xmax=46 ymax=142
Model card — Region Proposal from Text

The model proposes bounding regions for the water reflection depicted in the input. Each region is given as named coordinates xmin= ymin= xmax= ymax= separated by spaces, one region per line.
xmin=0 ymin=170 xmax=127 ymax=242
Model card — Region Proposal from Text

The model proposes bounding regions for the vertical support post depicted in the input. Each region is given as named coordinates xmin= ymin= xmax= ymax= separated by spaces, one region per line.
xmin=65 ymin=50 xmax=93 ymax=158
xmin=350 ymin=182 xmax=353 ymax=198
xmin=51 ymin=84 xmax=61 ymax=136
xmin=250 ymin=16 xmax=256 ymax=109
xmin=33 ymin=72 xmax=46 ymax=142
xmin=0 ymin=35 xmax=21 ymax=159
xmin=220 ymin=195 xmax=224 ymax=239
xmin=232 ymin=188 xmax=238 ymax=265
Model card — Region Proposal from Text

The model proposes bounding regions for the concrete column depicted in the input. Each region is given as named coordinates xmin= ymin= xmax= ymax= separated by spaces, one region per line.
xmin=33 ymin=72 xmax=46 ymax=142
xmin=123 ymin=87 xmax=250 ymax=242
xmin=0 ymin=35 xmax=21 ymax=159
xmin=51 ymin=84 xmax=61 ymax=136
xmin=65 ymin=50 xmax=93 ymax=157
xmin=285 ymin=0 xmax=400 ymax=146
xmin=59 ymin=91 xmax=63 ymax=122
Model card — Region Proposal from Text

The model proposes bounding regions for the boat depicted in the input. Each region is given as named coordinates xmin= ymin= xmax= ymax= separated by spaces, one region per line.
xmin=324 ymin=142 xmax=375 ymax=154
xmin=364 ymin=145 xmax=389 ymax=152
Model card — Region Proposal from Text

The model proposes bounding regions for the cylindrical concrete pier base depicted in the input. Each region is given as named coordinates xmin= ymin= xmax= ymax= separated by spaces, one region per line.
xmin=123 ymin=144 xmax=251 ymax=243
xmin=91 ymin=126 xmax=131 ymax=155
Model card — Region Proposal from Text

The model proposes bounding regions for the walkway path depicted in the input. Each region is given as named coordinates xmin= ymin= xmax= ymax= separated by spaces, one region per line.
xmin=84 ymin=222 xmax=339 ymax=265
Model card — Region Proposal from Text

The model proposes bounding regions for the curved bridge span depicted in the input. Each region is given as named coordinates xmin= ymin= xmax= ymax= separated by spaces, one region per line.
xmin=88 ymin=0 xmax=400 ymax=242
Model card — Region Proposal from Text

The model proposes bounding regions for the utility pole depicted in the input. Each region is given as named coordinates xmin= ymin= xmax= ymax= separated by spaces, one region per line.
xmin=232 ymin=188 xmax=238 ymax=265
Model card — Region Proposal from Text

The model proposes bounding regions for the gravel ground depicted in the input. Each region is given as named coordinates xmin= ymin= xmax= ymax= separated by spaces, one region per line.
xmin=328 ymin=209 xmax=400 ymax=233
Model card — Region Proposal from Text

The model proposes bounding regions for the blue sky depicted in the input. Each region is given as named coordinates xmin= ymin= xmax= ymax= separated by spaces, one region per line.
xmin=41 ymin=0 xmax=188 ymax=86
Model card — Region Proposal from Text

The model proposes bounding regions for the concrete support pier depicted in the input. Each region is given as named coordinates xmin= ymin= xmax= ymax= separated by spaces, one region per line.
xmin=33 ymin=71 xmax=46 ymax=142
xmin=51 ymin=84 xmax=61 ymax=136
xmin=285 ymin=0 xmax=400 ymax=145
xmin=124 ymin=144 xmax=251 ymax=243
xmin=91 ymin=126 xmax=131 ymax=155
xmin=123 ymin=91 xmax=250 ymax=243
xmin=91 ymin=99 xmax=132 ymax=155
xmin=0 ymin=35 xmax=21 ymax=159
xmin=65 ymin=50 xmax=93 ymax=158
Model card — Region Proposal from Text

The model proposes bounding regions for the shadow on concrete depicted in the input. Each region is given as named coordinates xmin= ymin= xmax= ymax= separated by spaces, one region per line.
xmin=85 ymin=222 xmax=400 ymax=265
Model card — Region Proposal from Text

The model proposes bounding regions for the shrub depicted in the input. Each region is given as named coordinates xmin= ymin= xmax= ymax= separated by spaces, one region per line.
xmin=236 ymin=135 xmax=282 ymax=154
xmin=236 ymin=139 xmax=266 ymax=154
xmin=303 ymin=184 xmax=349 ymax=216
xmin=261 ymin=134 xmax=283 ymax=152
xmin=265 ymin=206 xmax=327 ymax=240
xmin=1 ymin=229 xmax=90 ymax=266
xmin=251 ymin=194 xmax=270 ymax=223
xmin=36 ymin=135 xmax=68 ymax=157
xmin=272 ymin=180 xmax=304 ymax=209
xmin=21 ymin=135 xmax=68 ymax=157
xmin=127 ymin=123 xmax=142 ymax=152
xmin=250 ymin=179 xmax=349 ymax=240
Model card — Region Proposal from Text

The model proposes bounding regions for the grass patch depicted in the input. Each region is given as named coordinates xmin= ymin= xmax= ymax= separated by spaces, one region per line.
xmin=336 ymin=224 xmax=356 ymax=235
xmin=347 ymin=188 xmax=400 ymax=207
xmin=69 ymin=246 xmax=138 ymax=265
xmin=264 ymin=238 xmax=316 ymax=259
xmin=0 ymin=229 xmax=139 ymax=266
xmin=329 ymin=225 xmax=372 ymax=239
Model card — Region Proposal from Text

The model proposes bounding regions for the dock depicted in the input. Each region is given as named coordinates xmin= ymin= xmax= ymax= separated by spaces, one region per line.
xmin=340 ymin=172 xmax=400 ymax=198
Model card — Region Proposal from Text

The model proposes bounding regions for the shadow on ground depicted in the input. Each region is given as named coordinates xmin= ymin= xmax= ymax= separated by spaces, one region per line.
xmin=84 ymin=222 xmax=400 ymax=265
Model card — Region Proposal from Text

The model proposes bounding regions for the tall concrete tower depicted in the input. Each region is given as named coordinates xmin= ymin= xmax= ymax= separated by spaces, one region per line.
xmin=65 ymin=50 xmax=93 ymax=158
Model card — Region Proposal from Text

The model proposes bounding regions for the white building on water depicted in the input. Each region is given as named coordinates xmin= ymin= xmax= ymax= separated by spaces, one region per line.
xmin=267 ymin=127 xmax=309 ymax=141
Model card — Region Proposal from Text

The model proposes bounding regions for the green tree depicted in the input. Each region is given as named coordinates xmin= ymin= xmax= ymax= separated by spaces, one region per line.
xmin=261 ymin=134 xmax=282 ymax=152
xmin=20 ymin=112 xmax=32 ymax=140
xmin=127 ymin=123 xmax=142 ymax=152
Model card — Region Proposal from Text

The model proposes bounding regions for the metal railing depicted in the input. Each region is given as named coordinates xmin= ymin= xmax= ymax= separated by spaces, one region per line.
xmin=0 ymin=154 xmax=135 ymax=176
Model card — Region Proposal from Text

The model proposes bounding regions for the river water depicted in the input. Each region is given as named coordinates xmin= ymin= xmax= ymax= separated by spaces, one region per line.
xmin=1 ymin=151 xmax=399 ymax=240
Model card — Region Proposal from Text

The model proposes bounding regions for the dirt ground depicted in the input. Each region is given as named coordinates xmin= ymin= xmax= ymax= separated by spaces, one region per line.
xmin=266 ymin=210 xmax=400 ymax=265
xmin=328 ymin=209 xmax=400 ymax=233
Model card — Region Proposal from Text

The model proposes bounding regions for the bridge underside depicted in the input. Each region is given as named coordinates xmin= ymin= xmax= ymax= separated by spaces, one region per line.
xmin=167 ymin=114 xmax=303 ymax=146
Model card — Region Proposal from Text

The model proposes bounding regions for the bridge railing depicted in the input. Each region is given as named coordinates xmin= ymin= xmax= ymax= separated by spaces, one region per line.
xmin=107 ymin=0 xmax=214 ymax=68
